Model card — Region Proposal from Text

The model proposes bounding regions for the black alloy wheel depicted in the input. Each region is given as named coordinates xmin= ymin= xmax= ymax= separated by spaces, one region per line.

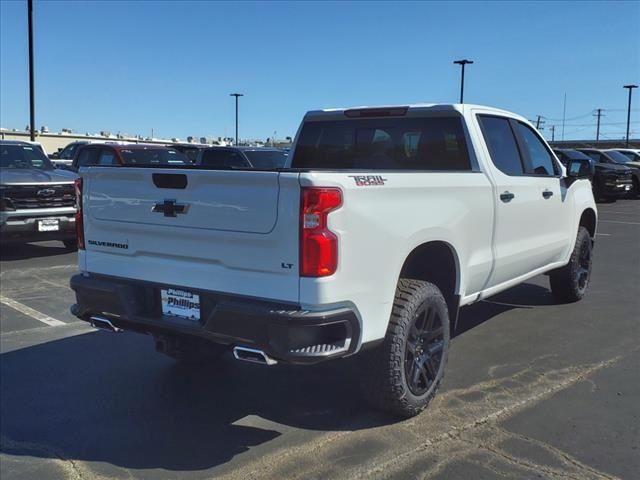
xmin=405 ymin=303 xmax=445 ymax=396
xmin=575 ymin=238 xmax=592 ymax=294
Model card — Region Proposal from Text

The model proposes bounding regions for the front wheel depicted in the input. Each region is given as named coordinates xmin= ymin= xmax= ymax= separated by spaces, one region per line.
xmin=549 ymin=226 xmax=593 ymax=302
xmin=361 ymin=279 xmax=450 ymax=418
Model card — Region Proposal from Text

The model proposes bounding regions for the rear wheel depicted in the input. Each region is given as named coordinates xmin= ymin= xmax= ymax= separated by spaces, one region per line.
xmin=361 ymin=279 xmax=450 ymax=418
xmin=549 ymin=226 xmax=592 ymax=302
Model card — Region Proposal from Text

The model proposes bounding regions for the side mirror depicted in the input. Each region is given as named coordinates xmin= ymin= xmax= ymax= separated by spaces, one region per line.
xmin=566 ymin=158 xmax=594 ymax=180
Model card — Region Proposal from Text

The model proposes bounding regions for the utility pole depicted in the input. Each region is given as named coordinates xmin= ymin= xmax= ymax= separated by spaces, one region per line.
xmin=27 ymin=0 xmax=35 ymax=141
xmin=453 ymin=59 xmax=473 ymax=103
xmin=561 ymin=93 xmax=567 ymax=140
xmin=229 ymin=93 xmax=244 ymax=146
xmin=593 ymin=109 xmax=604 ymax=143
xmin=550 ymin=125 xmax=556 ymax=142
xmin=623 ymin=85 xmax=637 ymax=148
xmin=535 ymin=115 xmax=545 ymax=130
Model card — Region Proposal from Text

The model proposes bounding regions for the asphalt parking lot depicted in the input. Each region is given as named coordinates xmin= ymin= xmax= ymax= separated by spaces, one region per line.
xmin=1 ymin=200 xmax=638 ymax=480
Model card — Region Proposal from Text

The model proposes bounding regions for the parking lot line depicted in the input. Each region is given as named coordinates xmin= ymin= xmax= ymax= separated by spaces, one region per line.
xmin=599 ymin=220 xmax=640 ymax=226
xmin=0 ymin=296 xmax=66 ymax=327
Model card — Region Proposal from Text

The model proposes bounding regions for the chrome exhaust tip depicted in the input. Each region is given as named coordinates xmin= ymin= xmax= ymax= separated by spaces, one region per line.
xmin=233 ymin=346 xmax=277 ymax=366
xmin=90 ymin=316 xmax=123 ymax=333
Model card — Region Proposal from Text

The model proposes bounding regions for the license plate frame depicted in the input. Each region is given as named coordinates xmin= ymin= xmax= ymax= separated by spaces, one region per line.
xmin=37 ymin=218 xmax=60 ymax=232
xmin=160 ymin=288 xmax=201 ymax=321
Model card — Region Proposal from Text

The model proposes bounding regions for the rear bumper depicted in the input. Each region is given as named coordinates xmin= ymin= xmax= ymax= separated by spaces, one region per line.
xmin=70 ymin=273 xmax=360 ymax=365
xmin=0 ymin=212 xmax=75 ymax=243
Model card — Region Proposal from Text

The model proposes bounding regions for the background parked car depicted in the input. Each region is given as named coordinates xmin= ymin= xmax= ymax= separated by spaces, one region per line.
xmin=612 ymin=148 xmax=640 ymax=166
xmin=0 ymin=140 xmax=78 ymax=249
xmin=196 ymin=147 xmax=288 ymax=169
xmin=554 ymin=149 xmax=632 ymax=202
xmin=49 ymin=141 xmax=91 ymax=167
xmin=71 ymin=144 xmax=187 ymax=171
xmin=577 ymin=148 xmax=639 ymax=198
xmin=606 ymin=149 xmax=640 ymax=166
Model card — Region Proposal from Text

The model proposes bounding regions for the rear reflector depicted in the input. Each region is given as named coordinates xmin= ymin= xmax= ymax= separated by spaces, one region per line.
xmin=344 ymin=107 xmax=408 ymax=118
xmin=300 ymin=188 xmax=342 ymax=277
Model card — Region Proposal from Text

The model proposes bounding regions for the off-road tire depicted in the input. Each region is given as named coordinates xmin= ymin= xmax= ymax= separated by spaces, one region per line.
xmin=549 ymin=226 xmax=593 ymax=302
xmin=360 ymin=279 xmax=450 ymax=418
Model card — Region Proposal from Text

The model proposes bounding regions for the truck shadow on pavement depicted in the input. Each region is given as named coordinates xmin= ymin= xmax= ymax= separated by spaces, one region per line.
xmin=0 ymin=242 xmax=73 ymax=262
xmin=455 ymin=282 xmax=558 ymax=337
xmin=0 ymin=282 xmax=557 ymax=472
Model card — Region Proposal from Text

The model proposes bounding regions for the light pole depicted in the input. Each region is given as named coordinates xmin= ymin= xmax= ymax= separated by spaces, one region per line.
xmin=229 ymin=93 xmax=243 ymax=146
xmin=453 ymin=59 xmax=473 ymax=103
xmin=623 ymin=84 xmax=637 ymax=148
xmin=27 ymin=0 xmax=35 ymax=141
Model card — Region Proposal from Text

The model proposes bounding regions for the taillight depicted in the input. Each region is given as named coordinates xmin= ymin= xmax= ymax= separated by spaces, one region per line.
xmin=74 ymin=177 xmax=84 ymax=249
xmin=300 ymin=187 xmax=342 ymax=277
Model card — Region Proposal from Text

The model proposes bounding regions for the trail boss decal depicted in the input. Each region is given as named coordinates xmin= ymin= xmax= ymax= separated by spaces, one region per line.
xmin=349 ymin=175 xmax=387 ymax=186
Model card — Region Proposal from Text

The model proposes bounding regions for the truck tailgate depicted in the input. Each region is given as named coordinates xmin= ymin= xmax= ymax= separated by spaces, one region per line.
xmin=81 ymin=168 xmax=300 ymax=302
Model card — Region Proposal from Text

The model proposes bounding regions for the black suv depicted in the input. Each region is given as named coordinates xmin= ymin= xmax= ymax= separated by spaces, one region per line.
xmin=555 ymin=149 xmax=633 ymax=201
xmin=577 ymin=149 xmax=638 ymax=199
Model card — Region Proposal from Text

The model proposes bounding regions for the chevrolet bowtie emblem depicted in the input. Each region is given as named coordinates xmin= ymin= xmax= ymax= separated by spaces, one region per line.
xmin=152 ymin=199 xmax=189 ymax=217
xmin=37 ymin=188 xmax=56 ymax=197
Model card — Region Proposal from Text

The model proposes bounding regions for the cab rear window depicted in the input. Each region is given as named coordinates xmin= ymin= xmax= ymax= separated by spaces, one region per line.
xmin=292 ymin=116 xmax=471 ymax=170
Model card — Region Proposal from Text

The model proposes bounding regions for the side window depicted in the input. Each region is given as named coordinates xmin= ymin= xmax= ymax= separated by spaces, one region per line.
xmin=477 ymin=115 xmax=524 ymax=176
xmin=515 ymin=122 xmax=557 ymax=176
xmin=76 ymin=148 xmax=99 ymax=167
xmin=98 ymin=149 xmax=117 ymax=166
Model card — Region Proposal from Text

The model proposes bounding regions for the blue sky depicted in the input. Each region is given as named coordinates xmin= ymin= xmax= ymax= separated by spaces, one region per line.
xmin=1 ymin=1 xmax=638 ymax=141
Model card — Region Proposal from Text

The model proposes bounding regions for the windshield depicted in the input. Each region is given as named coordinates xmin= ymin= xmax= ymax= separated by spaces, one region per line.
xmin=119 ymin=148 xmax=187 ymax=165
xmin=60 ymin=143 xmax=83 ymax=159
xmin=0 ymin=144 xmax=55 ymax=170
xmin=244 ymin=150 xmax=288 ymax=169
xmin=606 ymin=150 xmax=632 ymax=164
xmin=616 ymin=150 xmax=640 ymax=161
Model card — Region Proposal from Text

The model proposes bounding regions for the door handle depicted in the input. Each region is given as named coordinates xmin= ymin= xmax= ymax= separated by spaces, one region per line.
xmin=542 ymin=189 xmax=554 ymax=199
xmin=500 ymin=191 xmax=515 ymax=202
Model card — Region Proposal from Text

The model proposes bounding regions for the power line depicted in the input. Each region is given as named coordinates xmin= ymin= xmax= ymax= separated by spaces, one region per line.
xmin=553 ymin=121 xmax=639 ymax=127
xmin=545 ymin=111 xmax=594 ymax=122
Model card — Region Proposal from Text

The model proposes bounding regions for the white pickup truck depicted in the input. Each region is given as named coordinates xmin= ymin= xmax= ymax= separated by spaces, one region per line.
xmin=70 ymin=104 xmax=597 ymax=417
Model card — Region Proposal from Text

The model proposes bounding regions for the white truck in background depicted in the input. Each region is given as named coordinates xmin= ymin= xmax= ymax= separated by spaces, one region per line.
xmin=70 ymin=104 xmax=596 ymax=417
